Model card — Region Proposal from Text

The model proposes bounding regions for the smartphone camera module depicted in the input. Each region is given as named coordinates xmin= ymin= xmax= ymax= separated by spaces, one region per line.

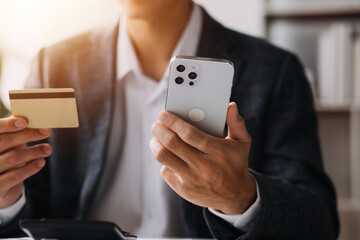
xmin=176 ymin=65 xmax=186 ymax=72
xmin=175 ymin=77 xmax=184 ymax=85
xmin=171 ymin=60 xmax=200 ymax=88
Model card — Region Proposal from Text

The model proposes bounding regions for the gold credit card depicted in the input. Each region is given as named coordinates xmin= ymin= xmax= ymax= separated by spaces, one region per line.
xmin=9 ymin=88 xmax=79 ymax=128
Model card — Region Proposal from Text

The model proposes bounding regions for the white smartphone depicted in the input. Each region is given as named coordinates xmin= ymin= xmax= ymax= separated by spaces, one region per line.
xmin=165 ymin=56 xmax=234 ymax=137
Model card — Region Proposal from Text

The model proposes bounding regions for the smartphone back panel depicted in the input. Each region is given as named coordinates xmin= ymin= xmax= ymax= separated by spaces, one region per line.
xmin=166 ymin=56 xmax=234 ymax=137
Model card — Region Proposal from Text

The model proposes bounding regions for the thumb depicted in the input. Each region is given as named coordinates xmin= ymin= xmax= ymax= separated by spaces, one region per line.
xmin=226 ymin=102 xmax=249 ymax=141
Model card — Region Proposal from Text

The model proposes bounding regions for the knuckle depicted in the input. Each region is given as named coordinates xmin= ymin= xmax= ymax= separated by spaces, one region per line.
xmin=6 ymin=150 xmax=20 ymax=166
xmin=179 ymin=183 xmax=193 ymax=197
xmin=151 ymin=122 xmax=162 ymax=135
xmin=166 ymin=116 xmax=176 ymax=128
xmin=160 ymin=166 xmax=172 ymax=180
xmin=163 ymin=133 xmax=178 ymax=149
xmin=151 ymin=122 xmax=157 ymax=134
xmin=25 ymin=129 xmax=38 ymax=140
xmin=29 ymin=162 xmax=41 ymax=174
xmin=0 ymin=134 xmax=8 ymax=147
xmin=156 ymin=147 xmax=168 ymax=162
xmin=9 ymin=172 xmax=22 ymax=184
xmin=182 ymin=128 xmax=194 ymax=141
xmin=149 ymin=137 xmax=156 ymax=150
xmin=160 ymin=166 xmax=168 ymax=178
xmin=0 ymin=118 xmax=10 ymax=131
xmin=197 ymin=137 xmax=208 ymax=150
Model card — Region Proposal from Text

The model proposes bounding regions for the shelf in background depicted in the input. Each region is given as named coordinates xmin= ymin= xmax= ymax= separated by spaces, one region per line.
xmin=315 ymin=102 xmax=360 ymax=113
xmin=315 ymin=102 xmax=352 ymax=113
xmin=338 ymin=198 xmax=360 ymax=212
xmin=266 ymin=0 xmax=360 ymax=19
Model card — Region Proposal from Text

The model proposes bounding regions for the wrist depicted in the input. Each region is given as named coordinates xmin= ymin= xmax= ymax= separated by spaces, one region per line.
xmin=0 ymin=188 xmax=26 ymax=226
xmin=0 ymin=184 xmax=24 ymax=209
xmin=220 ymin=173 xmax=257 ymax=215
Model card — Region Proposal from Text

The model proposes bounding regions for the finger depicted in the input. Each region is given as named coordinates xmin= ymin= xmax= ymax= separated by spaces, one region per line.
xmin=6 ymin=182 xmax=23 ymax=197
xmin=6 ymin=143 xmax=27 ymax=153
xmin=14 ymin=144 xmax=27 ymax=150
xmin=0 ymin=159 xmax=45 ymax=197
xmin=226 ymin=102 xmax=251 ymax=142
xmin=158 ymin=111 xmax=216 ymax=153
xmin=0 ymin=128 xmax=51 ymax=153
xmin=160 ymin=166 xmax=183 ymax=194
xmin=0 ymin=117 xmax=27 ymax=134
xmin=150 ymin=137 xmax=192 ymax=176
xmin=151 ymin=122 xmax=202 ymax=165
xmin=0 ymin=144 xmax=52 ymax=174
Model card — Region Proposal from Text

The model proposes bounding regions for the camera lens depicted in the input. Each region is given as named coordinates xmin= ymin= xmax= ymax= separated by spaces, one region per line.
xmin=175 ymin=77 xmax=184 ymax=84
xmin=188 ymin=72 xmax=197 ymax=80
xmin=176 ymin=65 xmax=185 ymax=72
xmin=189 ymin=81 xmax=194 ymax=86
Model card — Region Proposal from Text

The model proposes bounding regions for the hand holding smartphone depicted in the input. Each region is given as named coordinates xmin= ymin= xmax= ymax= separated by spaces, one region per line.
xmin=165 ymin=56 xmax=234 ymax=137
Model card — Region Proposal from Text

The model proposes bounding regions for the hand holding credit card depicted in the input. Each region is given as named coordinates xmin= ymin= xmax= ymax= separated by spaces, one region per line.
xmin=9 ymin=88 xmax=79 ymax=128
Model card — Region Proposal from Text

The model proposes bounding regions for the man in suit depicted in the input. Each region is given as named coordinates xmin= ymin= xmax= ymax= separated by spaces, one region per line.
xmin=0 ymin=0 xmax=339 ymax=239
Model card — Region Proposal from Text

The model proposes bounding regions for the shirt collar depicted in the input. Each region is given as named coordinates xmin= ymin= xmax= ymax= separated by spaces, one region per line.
xmin=117 ymin=4 xmax=203 ymax=81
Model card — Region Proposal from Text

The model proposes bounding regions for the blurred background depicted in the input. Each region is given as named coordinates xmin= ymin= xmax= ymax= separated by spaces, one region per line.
xmin=0 ymin=0 xmax=359 ymax=239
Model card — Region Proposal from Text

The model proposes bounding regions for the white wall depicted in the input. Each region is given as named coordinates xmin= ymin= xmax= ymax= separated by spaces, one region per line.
xmin=196 ymin=0 xmax=265 ymax=37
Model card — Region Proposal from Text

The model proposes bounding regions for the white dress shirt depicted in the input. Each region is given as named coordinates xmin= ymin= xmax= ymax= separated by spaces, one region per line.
xmin=0 ymin=4 xmax=260 ymax=236
xmin=0 ymin=189 xmax=26 ymax=225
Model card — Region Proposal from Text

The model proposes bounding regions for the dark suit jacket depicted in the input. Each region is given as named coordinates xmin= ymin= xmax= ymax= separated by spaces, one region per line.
xmin=0 ymin=9 xmax=339 ymax=240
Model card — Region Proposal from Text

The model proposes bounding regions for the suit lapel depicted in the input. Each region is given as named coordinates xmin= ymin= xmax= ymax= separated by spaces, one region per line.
xmin=76 ymin=23 xmax=120 ymax=218
xmin=45 ymin=22 xmax=119 ymax=218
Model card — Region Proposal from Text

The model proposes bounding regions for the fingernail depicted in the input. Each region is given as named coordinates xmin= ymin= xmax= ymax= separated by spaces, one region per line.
xmin=37 ymin=159 xmax=45 ymax=168
xmin=15 ymin=119 xmax=26 ymax=129
xmin=38 ymin=129 xmax=50 ymax=136
xmin=159 ymin=112 xmax=168 ymax=123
